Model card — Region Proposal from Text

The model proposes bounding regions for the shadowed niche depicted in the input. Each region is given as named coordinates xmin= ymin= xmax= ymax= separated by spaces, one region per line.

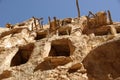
xmin=35 ymin=31 xmax=47 ymax=40
xmin=10 ymin=43 xmax=34 ymax=67
xmin=49 ymin=38 xmax=75 ymax=57
xmin=34 ymin=39 xmax=75 ymax=72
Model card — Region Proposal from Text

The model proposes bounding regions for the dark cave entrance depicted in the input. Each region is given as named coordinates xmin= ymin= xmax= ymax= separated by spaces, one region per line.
xmin=49 ymin=39 xmax=75 ymax=57
xmin=10 ymin=43 xmax=34 ymax=67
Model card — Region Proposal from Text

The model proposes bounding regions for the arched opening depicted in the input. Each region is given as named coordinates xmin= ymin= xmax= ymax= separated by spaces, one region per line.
xmin=10 ymin=43 xmax=34 ymax=67
xmin=82 ymin=40 xmax=120 ymax=80
xmin=49 ymin=38 xmax=75 ymax=57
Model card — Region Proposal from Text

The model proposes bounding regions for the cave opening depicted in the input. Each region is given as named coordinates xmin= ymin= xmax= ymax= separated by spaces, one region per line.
xmin=34 ymin=39 xmax=75 ymax=71
xmin=10 ymin=43 xmax=34 ymax=67
xmin=49 ymin=39 xmax=75 ymax=57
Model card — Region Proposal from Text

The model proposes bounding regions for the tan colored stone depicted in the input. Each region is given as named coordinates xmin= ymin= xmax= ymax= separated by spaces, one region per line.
xmin=0 ymin=12 xmax=120 ymax=80
xmin=0 ymin=70 xmax=12 ymax=80
xmin=69 ymin=63 xmax=82 ymax=70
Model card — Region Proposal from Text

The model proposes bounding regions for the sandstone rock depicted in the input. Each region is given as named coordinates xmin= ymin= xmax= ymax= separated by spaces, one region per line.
xmin=81 ymin=11 xmax=115 ymax=36
xmin=68 ymin=63 xmax=82 ymax=73
xmin=0 ymin=12 xmax=120 ymax=80
xmin=0 ymin=47 xmax=18 ymax=71
xmin=0 ymin=70 xmax=12 ymax=80
xmin=34 ymin=56 xmax=72 ymax=71
xmin=83 ymin=39 xmax=120 ymax=80
xmin=0 ymin=27 xmax=9 ymax=34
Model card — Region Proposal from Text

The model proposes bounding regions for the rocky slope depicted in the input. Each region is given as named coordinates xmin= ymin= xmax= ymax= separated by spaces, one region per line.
xmin=0 ymin=11 xmax=120 ymax=80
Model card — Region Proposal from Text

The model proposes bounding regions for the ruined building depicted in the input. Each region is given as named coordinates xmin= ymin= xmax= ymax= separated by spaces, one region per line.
xmin=0 ymin=10 xmax=120 ymax=80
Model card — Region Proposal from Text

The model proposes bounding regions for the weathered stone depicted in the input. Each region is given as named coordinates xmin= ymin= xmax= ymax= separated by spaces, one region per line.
xmin=58 ymin=26 xmax=72 ymax=35
xmin=0 ymin=70 xmax=12 ymax=80
xmin=0 ymin=11 xmax=120 ymax=80
xmin=10 ymin=43 xmax=34 ymax=67
xmin=35 ymin=30 xmax=47 ymax=40
xmin=68 ymin=63 xmax=82 ymax=73
xmin=0 ymin=27 xmax=9 ymax=34
xmin=34 ymin=56 xmax=72 ymax=71
xmin=0 ymin=28 xmax=27 ymax=39
xmin=61 ymin=18 xmax=72 ymax=26
xmin=0 ymin=47 xmax=18 ymax=71
xmin=83 ymin=39 xmax=120 ymax=80
xmin=82 ymin=11 xmax=113 ymax=35
xmin=49 ymin=38 xmax=75 ymax=57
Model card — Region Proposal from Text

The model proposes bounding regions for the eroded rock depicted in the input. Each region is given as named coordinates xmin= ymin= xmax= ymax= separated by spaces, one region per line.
xmin=0 ymin=13 xmax=120 ymax=80
xmin=68 ymin=63 xmax=82 ymax=73
xmin=0 ymin=70 xmax=12 ymax=80
xmin=34 ymin=56 xmax=72 ymax=71
xmin=83 ymin=39 xmax=120 ymax=80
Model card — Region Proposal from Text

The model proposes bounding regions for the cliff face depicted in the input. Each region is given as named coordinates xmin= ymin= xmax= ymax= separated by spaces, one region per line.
xmin=0 ymin=11 xmax=120 ymax=80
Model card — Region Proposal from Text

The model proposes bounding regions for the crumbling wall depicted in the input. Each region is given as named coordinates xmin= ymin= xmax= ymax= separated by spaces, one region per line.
xmin=58 ymin=26 xmax=72 ymax=36
xmin=0 ymin=10 xmax=120 ymax=80
xmin=81 ymin=11 xmax=114 ymax=36
xmin=34 ymin=38 xmax=75 ymax=71
xmin=0 ymin=47 xmax=18 ymax=71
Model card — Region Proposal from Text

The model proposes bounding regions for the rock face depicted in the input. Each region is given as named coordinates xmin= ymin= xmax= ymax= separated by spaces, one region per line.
xmin=0 ymin=12 xmax=120 ymax=80
xmin=83 ymin=39 xmax=120 ymax=80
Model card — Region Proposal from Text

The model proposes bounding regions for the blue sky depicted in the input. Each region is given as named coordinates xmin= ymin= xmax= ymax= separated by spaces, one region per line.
xmin=0 ymin=0 xmax=120 ymax=27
